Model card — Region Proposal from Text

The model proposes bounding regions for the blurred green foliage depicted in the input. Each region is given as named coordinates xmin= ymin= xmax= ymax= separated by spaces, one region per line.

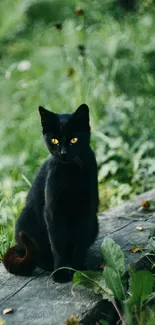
xmin=0 ymin=0 xmax=155 ymax=254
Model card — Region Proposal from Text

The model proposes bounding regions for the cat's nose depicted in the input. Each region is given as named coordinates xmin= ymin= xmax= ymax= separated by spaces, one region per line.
xmin=60 ymin=148 xmax=67 ymax=156
xmin=60 ymin=148 xmax=67 ymax=160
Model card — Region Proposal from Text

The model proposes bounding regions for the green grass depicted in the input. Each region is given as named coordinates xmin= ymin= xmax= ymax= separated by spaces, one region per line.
xmin=1 ymin=0 xmax=155 ymax=255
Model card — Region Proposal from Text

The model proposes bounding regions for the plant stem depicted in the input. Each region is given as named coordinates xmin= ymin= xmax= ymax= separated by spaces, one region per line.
xmin=112 ymin=299 xmax=127 ymax=325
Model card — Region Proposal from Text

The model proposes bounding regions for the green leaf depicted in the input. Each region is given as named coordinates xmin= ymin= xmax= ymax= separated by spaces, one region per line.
xmin=101 ymin=238 xmax=125 ymax=277
xmin=143 ymin=292 xmax=155 ymax=306
xmin=129 ymin=270 xmax=154 ymax=309
xmin=73 ymin=270 xmax=113 ymax=299
xmin=100 ymin=320 xmax=109 ymax=325
xmin=73 ymin=271 xmax=101 ymax=291
xmin=146 ymin=313 xmax=155 ymax=325
xmin=103 ymin=266 xmax=124 ymax=300
xmin=123 ymin=299 xmax=134 ymax=325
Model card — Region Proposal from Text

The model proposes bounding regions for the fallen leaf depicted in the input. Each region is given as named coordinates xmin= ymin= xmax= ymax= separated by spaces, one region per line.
xmin=0 ymin=318 xmax=5 ymax=325
xmin=141 ymin=200 xmax=150 ymax=209
xmin=3 ymin=308 xmax=13 ymax=315
xmin=130 ymin=247 xmax=145 ymax=253
xmin=64 ymin=315 xmax=80 ymax=325
xmin=136 ymin=226 xmax=143 ymax=231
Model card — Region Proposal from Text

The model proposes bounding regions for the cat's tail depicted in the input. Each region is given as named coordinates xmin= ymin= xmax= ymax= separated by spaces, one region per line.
xmin=2 ymin=232 xmax=37 ymax=276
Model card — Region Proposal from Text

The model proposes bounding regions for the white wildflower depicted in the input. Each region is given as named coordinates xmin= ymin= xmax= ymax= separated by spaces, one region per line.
xmin=17 ymin=60 xmax=31 ymax=71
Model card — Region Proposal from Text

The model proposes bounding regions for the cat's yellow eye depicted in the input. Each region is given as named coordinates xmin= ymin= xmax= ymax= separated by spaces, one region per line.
xmin=51 ymin=138 xmax=59 ymax=145
xmin=70 ymin=137 xmax=78 ymax=144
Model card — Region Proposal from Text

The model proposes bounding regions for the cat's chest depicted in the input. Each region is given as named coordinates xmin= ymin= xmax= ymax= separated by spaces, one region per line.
xmin=46 ymin=164 xmax=89 ymax=199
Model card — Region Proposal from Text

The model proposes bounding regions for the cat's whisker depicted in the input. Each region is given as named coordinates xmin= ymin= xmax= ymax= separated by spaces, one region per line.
xmin=74 ymin=157 xmax=83 ymax=171
xmin=76 ymin=156 xmax=85 ymax=169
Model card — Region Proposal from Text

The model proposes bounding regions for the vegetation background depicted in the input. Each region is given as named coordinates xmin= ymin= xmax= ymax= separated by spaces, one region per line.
xmin=0 ymin=0 xmax=155 ymax=256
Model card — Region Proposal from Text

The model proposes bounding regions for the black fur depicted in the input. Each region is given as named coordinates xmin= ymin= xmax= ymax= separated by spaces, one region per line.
xmin=3 ymin=104 xmax=99 ymax=282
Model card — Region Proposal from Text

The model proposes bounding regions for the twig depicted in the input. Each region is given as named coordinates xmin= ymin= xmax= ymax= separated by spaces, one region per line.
xmin=112 ymin=299 xmax=127 ymax=325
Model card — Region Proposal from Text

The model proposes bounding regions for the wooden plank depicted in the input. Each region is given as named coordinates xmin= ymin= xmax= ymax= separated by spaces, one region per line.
xmin=0 ymin=267 xmax=44 ymax=304
xmin=0 ymin=188 xmax=155 ymax=325
xmin=0 ymin=264 xmax=100 ymax=325
xmin=87 ymin=188 xmax=155 ymax=269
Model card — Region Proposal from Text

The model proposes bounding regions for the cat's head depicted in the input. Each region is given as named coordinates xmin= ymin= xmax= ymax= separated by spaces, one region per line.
xmin=39 ymin=104 xmax=90 ymax=162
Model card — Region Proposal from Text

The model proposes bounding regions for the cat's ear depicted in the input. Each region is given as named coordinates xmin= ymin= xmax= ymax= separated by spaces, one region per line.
xmin=39 ymin=106 xmax=54 ymax=125
xmin=38 ymin=106 xmax=58 ymax=133
xmin=74 ymin=104 xmax=89 ymax=123
xmin=73 ymin=104 xmax=90 ymax=131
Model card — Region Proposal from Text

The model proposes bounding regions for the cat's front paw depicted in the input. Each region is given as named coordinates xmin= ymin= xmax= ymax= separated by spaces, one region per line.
xmin=53 ymin=268 xmax=73 ymax=283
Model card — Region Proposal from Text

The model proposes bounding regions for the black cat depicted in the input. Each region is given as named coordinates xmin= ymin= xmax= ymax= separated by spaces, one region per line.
xmin=3 ymin=104 xmax=99 ymax=282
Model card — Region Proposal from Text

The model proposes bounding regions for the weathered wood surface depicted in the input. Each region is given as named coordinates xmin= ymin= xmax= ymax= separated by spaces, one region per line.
xmin=1 ymin=188 xmax=155 ymax=325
